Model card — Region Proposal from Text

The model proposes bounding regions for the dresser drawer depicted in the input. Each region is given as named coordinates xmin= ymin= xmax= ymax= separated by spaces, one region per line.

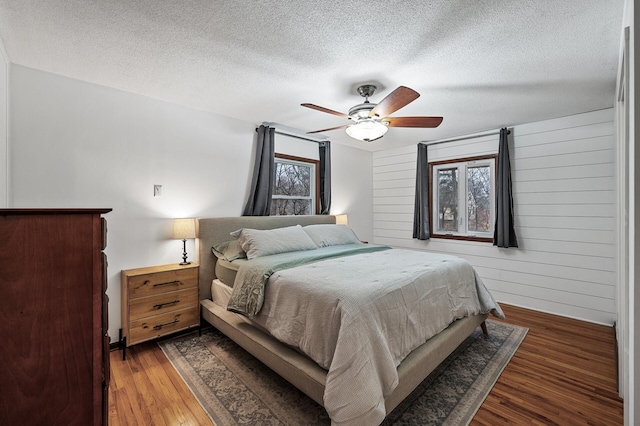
xmin=127 ymin=268 xmax=197 ymax=298
xmin=129 ymin=307 xmax=199 ymax=345
xmin=129 ymin=287 xmax=198 ymax=321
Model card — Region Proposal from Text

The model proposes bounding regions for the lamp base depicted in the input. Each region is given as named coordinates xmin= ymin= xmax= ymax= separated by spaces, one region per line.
xmin=180 ymin=239 xmax=190 ymax=266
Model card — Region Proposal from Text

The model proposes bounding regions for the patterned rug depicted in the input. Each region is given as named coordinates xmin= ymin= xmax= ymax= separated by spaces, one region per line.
xmin=159 ymin=320 xmax=527 ymax=426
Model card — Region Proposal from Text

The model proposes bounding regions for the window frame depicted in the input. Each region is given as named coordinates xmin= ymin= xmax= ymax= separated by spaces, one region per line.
xmin=271 ymin=153 xmax=320 ymax=216
xmin=428 ymin=154 xmax=498 ymax=242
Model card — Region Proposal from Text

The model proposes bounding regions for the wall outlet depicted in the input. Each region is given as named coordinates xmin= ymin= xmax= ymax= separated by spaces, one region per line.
xmin=154 ymin=185 xmax=162 ymax=197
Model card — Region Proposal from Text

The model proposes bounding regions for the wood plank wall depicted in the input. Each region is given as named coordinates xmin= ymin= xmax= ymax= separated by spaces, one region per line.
xmin=372 ymin=109 xmax=616 ymax=325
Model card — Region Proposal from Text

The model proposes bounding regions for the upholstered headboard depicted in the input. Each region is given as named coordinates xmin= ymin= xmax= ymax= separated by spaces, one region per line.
xmin=197 ymin=215 xmax=337 ymax=300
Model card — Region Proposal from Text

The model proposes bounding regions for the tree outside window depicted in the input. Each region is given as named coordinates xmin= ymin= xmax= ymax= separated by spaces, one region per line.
xmin=437 ymin=168 xmax=458 ymax=231
xmin=467 ymin=165 xmax=491 ymax=232
xmin=429 ymin=155 xmax=496 ymax=242
xmin=271 ymin=154 xmax=318 ymax=215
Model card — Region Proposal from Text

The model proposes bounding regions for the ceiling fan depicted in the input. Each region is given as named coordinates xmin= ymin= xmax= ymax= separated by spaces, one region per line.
xmin=302 ymin=85 xmax=443 ymax=142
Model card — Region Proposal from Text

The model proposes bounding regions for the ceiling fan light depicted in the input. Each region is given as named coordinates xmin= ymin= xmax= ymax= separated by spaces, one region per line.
xmin=345 ymin=120 xmax=388 ymax=142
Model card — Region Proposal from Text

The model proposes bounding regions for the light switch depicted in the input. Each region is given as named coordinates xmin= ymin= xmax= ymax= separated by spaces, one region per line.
xmin=154 ymin=185 xmax=162 ymax=197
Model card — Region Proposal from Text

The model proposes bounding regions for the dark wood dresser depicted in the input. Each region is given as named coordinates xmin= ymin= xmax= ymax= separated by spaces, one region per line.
xmin=0 ymin=208 xmax=111 ymax=425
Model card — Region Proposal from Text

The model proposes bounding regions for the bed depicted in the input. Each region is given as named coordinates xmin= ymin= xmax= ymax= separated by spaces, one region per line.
xmin=197 ymin=215 xmax=503 ymax=425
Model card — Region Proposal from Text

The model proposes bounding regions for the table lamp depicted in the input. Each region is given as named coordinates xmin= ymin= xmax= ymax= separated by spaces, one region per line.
xmin=173 ymin=218 xmax=196 ymax=265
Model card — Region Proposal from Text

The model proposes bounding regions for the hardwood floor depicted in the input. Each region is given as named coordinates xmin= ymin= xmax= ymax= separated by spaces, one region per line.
xmin=108 ymin=304 xmax=623 ymax=425
xmin=109 ymin=340 xmax=214 ymax=426
xmin=473 ymin=305 xmax=623 ymax=425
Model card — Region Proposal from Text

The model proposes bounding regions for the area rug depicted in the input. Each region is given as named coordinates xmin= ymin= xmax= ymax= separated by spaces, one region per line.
xmin=159 ymin=320 xmax=527 ymax=426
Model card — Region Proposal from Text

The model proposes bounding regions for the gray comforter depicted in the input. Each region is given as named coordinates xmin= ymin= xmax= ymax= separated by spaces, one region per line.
xmin=229 ymin=245 xmax=504 ymax=426
xmin=227 ymin=244 xmax=390 ymax=317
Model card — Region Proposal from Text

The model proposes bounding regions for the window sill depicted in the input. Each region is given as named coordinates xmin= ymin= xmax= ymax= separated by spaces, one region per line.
xmin=430 ymin=234 xmax=493 ymax=243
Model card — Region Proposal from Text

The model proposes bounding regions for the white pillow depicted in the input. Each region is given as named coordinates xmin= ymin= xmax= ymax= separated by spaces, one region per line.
xmin=303 ymin=224 xmax=361 ymax=247
xmin=231 ymin=225 xmax=318 ymax=259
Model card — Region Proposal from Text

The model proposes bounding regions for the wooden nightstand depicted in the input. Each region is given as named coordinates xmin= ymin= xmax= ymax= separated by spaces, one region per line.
xmin=120 ymin=263 xmax=199 ymax=359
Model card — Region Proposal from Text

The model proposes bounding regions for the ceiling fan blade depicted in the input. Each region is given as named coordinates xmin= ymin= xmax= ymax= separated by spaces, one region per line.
xmin=301 ymin=103 xmax=351 ymax=119
xmin=384 ymin=116 xmax=443 ymax=128
xmin=369 ymin=86 xmax=420 ymax=118
xmin=307 ymin=124 xmax=350 ymax=134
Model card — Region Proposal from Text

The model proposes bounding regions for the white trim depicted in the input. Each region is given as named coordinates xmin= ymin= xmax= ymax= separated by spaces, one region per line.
xmin=615 ymin=25 xmax=630 ymax=400
xmin=0 ymin=36 xmax=9 ymax=208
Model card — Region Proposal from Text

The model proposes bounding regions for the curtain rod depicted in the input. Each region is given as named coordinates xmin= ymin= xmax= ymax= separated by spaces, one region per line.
xmin=421 ymin=129 xmax=510 ymax=147
xmin=274 ymin=129 xmax=324 ymax=144
xmin=258 ymin=122 xmax=328 ymax=144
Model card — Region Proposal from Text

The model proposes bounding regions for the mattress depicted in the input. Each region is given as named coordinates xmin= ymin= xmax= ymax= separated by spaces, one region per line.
xmin=214 ymin=258 xmax=245 ymax=287
xmin=211 ymin=278 xmax=233 ymax=308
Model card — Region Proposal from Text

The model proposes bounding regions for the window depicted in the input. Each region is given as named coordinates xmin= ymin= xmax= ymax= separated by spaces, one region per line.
xmin=429 ymin=155 xmax=497 ymax=241
xmin=271 ymin=153 xmax=319 ymax=215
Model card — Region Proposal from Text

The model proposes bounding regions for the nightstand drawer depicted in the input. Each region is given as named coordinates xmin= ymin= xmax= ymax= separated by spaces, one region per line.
xmin=129 ymin=287 xmax=198 ymax=321
xmin=127 ymin=268 xmax=197 ymax=298
xmin=129 ymin=307 xmax=199 ymax=345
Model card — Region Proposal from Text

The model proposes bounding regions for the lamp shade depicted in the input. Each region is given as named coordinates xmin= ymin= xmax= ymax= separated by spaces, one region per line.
xmin=173 ymin=218 xmax=196 ymax=239
xmin=335 ymin=214 xmax=348 ymax=225
xmin=345 ymin=119 xmax=388 ymax=142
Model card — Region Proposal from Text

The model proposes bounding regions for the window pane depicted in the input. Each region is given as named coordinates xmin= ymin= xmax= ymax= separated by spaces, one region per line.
xmin=437 ymin=168 xmax=458 ymax=231
xmin=467 ymin=166 xmax=491 ymax=232
xmin=270 ymin=198 xmax=312 ymax=216
xmin=273 ymin=163 xmax=311 ymax=197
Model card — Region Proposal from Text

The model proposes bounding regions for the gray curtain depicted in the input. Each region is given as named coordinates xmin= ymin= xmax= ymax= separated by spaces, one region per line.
xmin=493 ymin=128 xmax=518 ymax=247
xmin=319 ymin=141 xmax=331 ymax=214
xmin=242 ymin=125 xmax=275 ymax=216
xmin=413 ymin=143 xmax=430 ymax=240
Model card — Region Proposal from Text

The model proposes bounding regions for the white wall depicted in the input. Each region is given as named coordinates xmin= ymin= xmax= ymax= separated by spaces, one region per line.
xmin=373 ymin=109 xmax=616 ymax=325
xmin=8 ymin=64 xmax=373 ymax=341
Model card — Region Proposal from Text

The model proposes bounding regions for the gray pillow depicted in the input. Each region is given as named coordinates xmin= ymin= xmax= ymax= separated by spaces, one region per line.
xmin=231 ymin=225 xmax=318 ymax=259
xmin=303 ymin=224 xmax=361 ymax=247
xmin=212 ymin=240 xmax=247 ymax=262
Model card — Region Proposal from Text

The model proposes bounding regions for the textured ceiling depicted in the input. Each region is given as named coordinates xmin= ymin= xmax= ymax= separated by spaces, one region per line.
xmin=0 ymin=0 xmax=625 ymax=151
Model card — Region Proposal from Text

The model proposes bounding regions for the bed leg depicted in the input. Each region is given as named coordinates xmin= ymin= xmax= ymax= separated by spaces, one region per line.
xmin=481 ymin=321 xmax=488 ymax=336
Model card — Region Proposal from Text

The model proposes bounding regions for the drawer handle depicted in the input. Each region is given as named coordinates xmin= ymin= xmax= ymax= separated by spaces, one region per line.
xmin=153 ymin=300 xmax=180 ymax=310
xmin=148 ymin=280 xmax=181 ymax=288
xmin=153 ymin=318 xmax=180 ymax=330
